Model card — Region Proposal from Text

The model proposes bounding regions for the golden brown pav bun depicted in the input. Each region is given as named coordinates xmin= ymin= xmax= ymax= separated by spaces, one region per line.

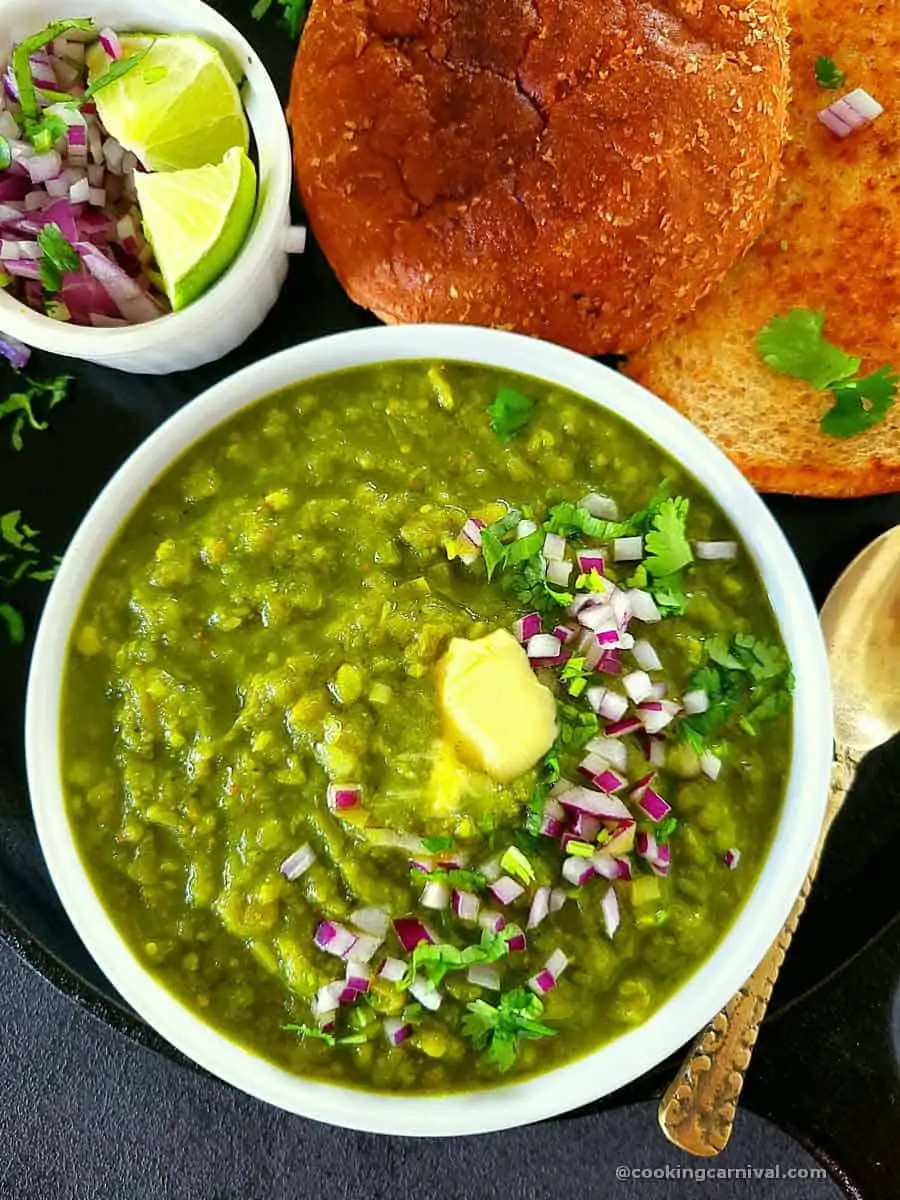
xmin=288 ymin=0 xmax=790 ymax=355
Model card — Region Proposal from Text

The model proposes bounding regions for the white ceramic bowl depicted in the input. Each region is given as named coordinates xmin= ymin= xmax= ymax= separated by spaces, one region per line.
xmin=26 ymin=326 xmax=833 ymax=1135
xmin=0 ymin=0 xmax=295 ymax=374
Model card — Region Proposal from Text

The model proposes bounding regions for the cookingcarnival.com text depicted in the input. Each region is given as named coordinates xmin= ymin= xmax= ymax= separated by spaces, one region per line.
xmin=615 ymin=1163 xmax=828 ymax=1184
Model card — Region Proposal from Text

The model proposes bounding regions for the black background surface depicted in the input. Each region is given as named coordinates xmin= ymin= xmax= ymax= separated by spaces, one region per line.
xmin=1 ymin=4 xmax=898 ymax=1196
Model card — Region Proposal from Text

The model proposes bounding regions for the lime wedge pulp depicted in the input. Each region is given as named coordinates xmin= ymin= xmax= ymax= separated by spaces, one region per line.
xmin=86 ymin=34 xmax=249 ymax=172
xmin=134 ymin=146 xmax=258 ymax=311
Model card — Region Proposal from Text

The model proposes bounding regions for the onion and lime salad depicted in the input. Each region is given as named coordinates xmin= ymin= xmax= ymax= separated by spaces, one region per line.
xmin=279 ymin=485 xmax=794 ymax=1070
xmin=0 ymin=18 xmax=256 ymax=365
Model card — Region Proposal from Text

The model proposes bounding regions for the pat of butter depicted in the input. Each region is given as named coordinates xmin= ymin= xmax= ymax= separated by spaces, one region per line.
xmin=436 ymin=628 xmax=557 ymax=783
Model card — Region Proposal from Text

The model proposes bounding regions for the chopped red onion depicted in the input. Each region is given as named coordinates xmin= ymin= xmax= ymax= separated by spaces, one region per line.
xmin=649 ymin=681 xmax=667 ymax=700
xmin=571 ymin=811 xmax=602 ymax=841
xmin=392 ymin=917 xmax=434 ymax=953
xmin=585 ymin=734 xmax=628 ymax=773
xmin=695 ymin=540 xmax=737 ymax=561
xmin=452 ymin=889 xmax=481 ymax=923
xmin=604 ymin=715 xmax=642 ymax=737
xmin=314 ymin=921 xmax=358 ymax=960
xmin=542 ymin=532 xmax=566 ymax=562
xmin=597 ymin=649 xmax=622 ymax=675
xmin=467 ymin=963 xmax=502 ymax=990
xmin=420 ymin=879 xmax=450 ymax=910
xmin=552 ymin=623 xmax=574 ymax=643
xmin=636 ymin=703 xmax=675 ymax=734
xmin=632 ymin=639 xmax=662 ymax=672
xmin=601 ymin=885 xmax=620 ymax=938
xmin=700 ymin=750 xmax=722 ymax=781
xmin=280 ymin=843 xmax=316 ymax=881
xmin=527 ymin=968 xmax=556 ymax=996
xmin=613 ymin=536 xmax=643 ymax=562
xmin=818 ymin=87 xmax=883 ymax=138
xmin=723 ymin=848 xmax=741 ymax=870
xmin=514 ymin=611 xmax=542 ymax=642
xmin=546 ymin=558 xmax=573 ymax=586
xmin=540 ymin=796 xmax=567 ymax=838
xmin=623 ymin=670 xmax=654 ymax=704
xmin=557 ymin=786 xmax=631 ymax=820
xmin=578 ymin=751 xmax=608 ymax=780
xmin=549 ymin=887 xmax=568 ymax=913
xmin=577 ymin=552 xmax=605 ymax=574
xmin=527 ymin=885 xmax=551 ymax=929
xmin=344 ymin=962 xmax=370 ymax=993
xmin=579 ymin=492 xmax=618 ymax=519
xmin=479 ymin=857 xmax=502 ymax=884
xmin=312 ymin=981 xmax=343 ymax=1022
xmin=383 ymin=1017 xmax=413 ymax=1046
xmin=326 ymin=783 xmax=362 ymax=812
xmin=378 ymin=957 xmax=408 ymax=984
xmin=587 ymin=688 xmax=629 ymax=724
xmin=347 ymin=933 xmax=382 ymax=964
xmin=526 ymin=632 xmax=562 ymax=659
xmin=350 ymin=907 xmax=391 ymax=939
xmin=628 ymin=589 xmax=662 ymax=623
xmin=26 ymin=151 xmax=62 ymax=185
xmin=562 ymin=855 xmax=595 ymax=886
xmin=683 ymin=689 xmax=709 ymax=715
xmin=578 ymin=602 xmax=615 ymax=633
xmin=637 ymin=787 xmax=671 ymax=823
xmin=460 ymin=517 xmax=484 ymax=548
xmin=516 ymin=518 xmax=538 ymax=538
xmin=409 ymin=975 xmax=442 ymax=1011
xmin=592 ymin=852 xmax=633 ymax=881
xmin=489 ymin=875 xmax=525 ymax=905
xmin=649 ymin=738 xmax=667 ymax=768
xmin=478 ymin=909 xmax=506 ymax=934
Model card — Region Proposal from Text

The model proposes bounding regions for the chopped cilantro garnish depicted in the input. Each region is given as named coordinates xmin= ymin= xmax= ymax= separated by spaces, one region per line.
xmin=681 ymin=634 xmax=794 ymax=751
xmin=37 ymin=224 xmax=80 ymax=295
xmin=524 ymin=746 xmax=561 ymax=836
xmin=557 ymin=702 xmax=599 ymax=748
xmin=461 ymin=987 xmax=555 ymax=1072
xmin=757 ymin=309 xmax=860 ymax=390
xmin=820 ymin=366 xmax=900 ymax=439
xmin=756 ymin=308 xmax=898 ymax=437
xmin=82 ymin=44 xmax=155 ymax=103
xmin=544 ymin=502 xmax=629 ymax=541
xmin=23 ymin=112 xmax=67 ymax=154
xmin=421 ymin=835 xmax=454 ymax=853
xmin=640 ymin=496 xmax=692 ymax=616
xmin=251 ymin=0 xmax=311 ymax=39
xmin=12 ymin=19 xmax=95 ymax=119
xmin=488 ymin=386 xmax=537 ymax=441
xmin=0 ymin=136 xmax=11 ymax=171
xmin=560 ymin=654 xmax=590 ymax=697
xmin=500 ymin=845 xmax=535 ymax=885
xmin=399 ymin=927 xmax=516 ymax=989
xmin=656 ymin=816 xmax=679 ymax=845
xmin=283 ymin=1023 xmax=367 ymax=1047
xmin=0 ymin=373 xmax=70 ymax=450
xmin=815 ymin=55 xmax=846 ymax=90
xmin=0 ymin=510 xmax=60 ymax=646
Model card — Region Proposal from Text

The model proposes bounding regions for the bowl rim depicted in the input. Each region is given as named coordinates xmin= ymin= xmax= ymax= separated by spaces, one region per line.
xmin=0 ymin=0 xmax=291 ymax=355
xmin=25 ymin=325 xmax=833 ymax=1136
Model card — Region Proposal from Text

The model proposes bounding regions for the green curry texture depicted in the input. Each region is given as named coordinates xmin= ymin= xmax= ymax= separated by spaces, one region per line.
xmin=61 ymin=362 xmax=791 ymax=1091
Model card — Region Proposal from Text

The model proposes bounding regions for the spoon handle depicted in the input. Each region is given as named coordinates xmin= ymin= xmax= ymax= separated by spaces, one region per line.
xmin=657 ymin=753 xmax=854 ymax=1156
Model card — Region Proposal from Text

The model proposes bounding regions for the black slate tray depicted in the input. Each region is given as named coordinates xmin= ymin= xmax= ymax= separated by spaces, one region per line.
xmin=2 ymin=0 xmax=900 ymax=1146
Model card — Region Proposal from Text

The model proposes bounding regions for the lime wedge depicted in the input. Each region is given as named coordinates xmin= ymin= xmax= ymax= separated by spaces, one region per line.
xmin=134 ymin=147 xmax=257 ymax=311
xmin=86 ymin=34 xmax=249 ymax=172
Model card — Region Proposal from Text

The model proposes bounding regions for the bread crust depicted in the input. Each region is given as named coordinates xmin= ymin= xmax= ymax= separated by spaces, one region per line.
xmin=625 ymin=0 xmax=900 ymax=497
xmin=288 ymin=0 xmax=789 ymax=355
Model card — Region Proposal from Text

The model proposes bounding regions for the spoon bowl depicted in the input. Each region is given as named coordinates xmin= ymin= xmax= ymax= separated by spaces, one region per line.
xmin=821 ymin=526 xmax=900 ymax=762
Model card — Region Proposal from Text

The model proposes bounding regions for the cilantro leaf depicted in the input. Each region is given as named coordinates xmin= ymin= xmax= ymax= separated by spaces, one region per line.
xmin=0 ymin=603 xmax=25 ymax=646
xmin=650 ymin=573 xmax=689 ymax=617
xmin=524 ymin=746 xmax=561 ymax=836
xmin=556 ymin=702 xmax=598 ymax=749
xmin=756 ymin=309 xmax=860 ymax=390
xmin=37 ymin=224 xmax=81 ymax=295
xmin=820 ymin=366 xmax=899 ymax=439
xmin=815 ymin=55 xmax=846 ymax=90
xmin=251 ymin=0 xmax=310 ymax=38
xmin=656 ymin=816 xmax=679 ymax=845
xmin=644 ymin=497 xmax=692 ymax=579
xmin=680 ymin=635 xmax=793 ymax=750
xmin=23 ymin=112 xmax=67 ymax=154
xmin=560 ymin=654 xmax=589 ymax=697
xmin=411 ymin=866 xmax=487 ymax=892
xmin=0 ymin=136 xmax=11 ymax=171
xmin=421 ymin=836 xmax=454 ymax=853
xmin=0 ymin=374 xmax=71 ymax=450
xmin=283 ymin=1023 xmax=366 ymax=1047
xmin=488 ymin=386 xmax=537 ymax=442
xmin=461 ymin=987 xmax=555 ymax=1072
xmin=82 ymin=44 xmax=155 ymax=103
xmin=12 ymin=19 xmax=95 ymax=118
xmin=400 ymin=927 xmax=516 ymax=988
xmin=544 ymin=502 xmax=629 ymax=541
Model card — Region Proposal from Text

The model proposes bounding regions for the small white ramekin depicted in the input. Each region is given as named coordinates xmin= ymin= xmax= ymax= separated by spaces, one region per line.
xmin=26 ymin=326 xmax=833 ymax=1135
xmin=0 ymin=0 xmax=294 ymax=374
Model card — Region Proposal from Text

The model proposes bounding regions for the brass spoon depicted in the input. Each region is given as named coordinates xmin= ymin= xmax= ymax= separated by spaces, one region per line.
xmin=658 ymin=526 xmax=900 ymax=1156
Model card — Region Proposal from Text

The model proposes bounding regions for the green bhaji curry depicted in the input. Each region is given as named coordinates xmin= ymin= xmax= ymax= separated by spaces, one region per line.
xmin=61 ymin=361 xmax=793 ymax=1091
